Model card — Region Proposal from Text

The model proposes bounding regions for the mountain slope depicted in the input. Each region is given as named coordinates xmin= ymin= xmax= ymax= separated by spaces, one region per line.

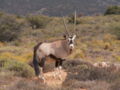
xmin=0 ymin=0 xmax=119 ymax=16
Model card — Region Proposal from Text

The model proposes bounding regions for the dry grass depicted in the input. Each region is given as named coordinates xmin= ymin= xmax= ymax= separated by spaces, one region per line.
xmin=0 ymin=14 xmax=120 ymax=90
xmin=0 ymin=59 xmax=120 ymax=90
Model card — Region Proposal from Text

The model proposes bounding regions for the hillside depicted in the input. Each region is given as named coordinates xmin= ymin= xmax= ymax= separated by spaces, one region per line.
xmin=0 ymin=0 xmax=120 ymax=16
xmin=0 ymin=12 xmax=120 ymax=90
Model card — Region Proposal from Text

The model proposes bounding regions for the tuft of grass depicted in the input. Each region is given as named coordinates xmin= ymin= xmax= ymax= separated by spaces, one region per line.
xmin=9 ymin=79 xmax=59 ymax=90
xmin=110 ymin=79 xmax=120 ymax=90
xmin=0 ymin=59 xmax=34 ymax=78
xmin=113 ymin=55 xmax=120 ymax=62
xmin=0 ymin=52 xmax=27 ymax=62
xmin=69 ymin=49 xmax=85 ymax=59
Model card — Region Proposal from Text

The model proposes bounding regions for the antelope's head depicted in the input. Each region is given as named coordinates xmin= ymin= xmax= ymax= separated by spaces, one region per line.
xmin=62 ymin=11 xmax=77 ymax=51
xmin=64 ymin=34 xmax=76 ymax=50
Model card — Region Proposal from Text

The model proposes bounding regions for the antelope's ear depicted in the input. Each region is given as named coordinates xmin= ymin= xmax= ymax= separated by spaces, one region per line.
xmin=63 ymin=34 xmax=67 ymax=39
xmin=72 ymin=35 xmax=76 ymax=40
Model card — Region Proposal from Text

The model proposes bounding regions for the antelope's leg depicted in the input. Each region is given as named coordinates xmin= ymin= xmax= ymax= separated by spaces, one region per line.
xmin=33 ymin=58 xmax=40 ymax=77
xmin=54 ymin=59 xmax=63 ymax=80
xmin=53 ymin=60 xmax=59 ymax=78
xmin=49 ymin=55 xmax=63 ymax=79
xmin=57 ymin=60 xmax=63 ymax=80
xmin=38 ymin=67 xmax=44 ymax=79
xmin=39 ymin=57 xmax=46 ymax=83
xmin=59 ymin=59 xmax=63 ymax=70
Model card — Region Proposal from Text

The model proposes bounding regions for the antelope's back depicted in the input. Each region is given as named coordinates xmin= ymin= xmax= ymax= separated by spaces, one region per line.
xmin=38 ymin=40 xmax=69 ymax=58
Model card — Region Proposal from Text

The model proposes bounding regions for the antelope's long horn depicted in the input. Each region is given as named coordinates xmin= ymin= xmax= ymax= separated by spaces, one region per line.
xmin=74 ymin=11 xmax=77 ymax=31
xmin=74 ymin=11 xmax=79 ymax=37
xmin=62 ymin=16 xmax=70 ymax=36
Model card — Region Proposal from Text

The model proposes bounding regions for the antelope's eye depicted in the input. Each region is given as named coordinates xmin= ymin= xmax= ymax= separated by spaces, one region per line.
xmin=68 ymin=38 xmax=72 ymax=42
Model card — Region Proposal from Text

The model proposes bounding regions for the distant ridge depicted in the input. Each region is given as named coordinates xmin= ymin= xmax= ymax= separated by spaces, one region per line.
xmin=0 ymin=0 xmax=119 ymax=16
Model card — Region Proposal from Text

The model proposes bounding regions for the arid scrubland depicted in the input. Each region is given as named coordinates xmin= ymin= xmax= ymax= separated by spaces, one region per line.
xmin=0 ymin=12 xmax=120 ymax=90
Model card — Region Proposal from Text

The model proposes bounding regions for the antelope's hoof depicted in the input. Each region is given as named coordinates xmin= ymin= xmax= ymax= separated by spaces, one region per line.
xmin=38 ymin=75 xmax=46 ymax=83
xmin=53 ymin=72 xmax=62 ymax=80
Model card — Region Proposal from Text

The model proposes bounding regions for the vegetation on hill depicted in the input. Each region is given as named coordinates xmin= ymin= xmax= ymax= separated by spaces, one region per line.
xmin=27 ymin=15 xmax=51 ymax=29
xmin=0 ymin=13 xmax=26 ymax=41
xmin=0 ymin=0 xmax=120 ymax=16
xmin=0 ymin=59 xmax=34 ymax=78
xmin=105 ymin=6 xmax=120 ymax=15
xmin=0 ymin=10 xmax=120 ymax=90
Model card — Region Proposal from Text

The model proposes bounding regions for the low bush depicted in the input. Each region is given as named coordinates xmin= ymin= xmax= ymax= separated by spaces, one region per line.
xmin=27 ymin=15 xmax=51 ymax=29
xmin=0 ymin=59 xmax=34 ymax=78
xmin=110 ymin=79 xmax=120 ymax=90
xmin=0 ymin=52 xmax=26 ymax=62
xmin=9 ymin=79 xmax=58 ymax=90
xmin=62 ymin=80 xmax=110 ymax=90
xmin=63 ymin=60 xmax=120 ymax=82
xmin=110 ymin=23 xmax=120 ymax=40
xmin=69 ymin=49 xmax=85 ymax=59
xmin=0 ymin=15 xmax=25 ymax=42
xmin=105 ymin=6 xmax=120 ymax=15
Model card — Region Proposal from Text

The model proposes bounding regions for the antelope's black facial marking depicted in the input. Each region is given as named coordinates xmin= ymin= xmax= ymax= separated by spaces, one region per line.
xmin=67 ymin=35 xmax=76 ymax=49
xmin=68 ymin=37 xmax=73 ymax=44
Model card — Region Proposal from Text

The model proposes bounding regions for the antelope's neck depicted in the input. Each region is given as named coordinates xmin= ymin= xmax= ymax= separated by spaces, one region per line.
xmin=62 ymin=40 xmax=73 ymax=55
xmin=69 ymin=49 xmax=73 ymax=54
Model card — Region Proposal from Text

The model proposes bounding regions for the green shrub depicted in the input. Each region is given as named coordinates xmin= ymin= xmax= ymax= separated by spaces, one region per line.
xmin=105 ymin=6 xmax=120 ymax=15
xmin=0 ymin=59 xmax=34 ymax=78
xmin=27 ymin=15 xmax=51 ymax=29
xmin=109 ymin=23 xmax=120 ymax=40
xmin=0 ymin=15 xmax=25 ymax=41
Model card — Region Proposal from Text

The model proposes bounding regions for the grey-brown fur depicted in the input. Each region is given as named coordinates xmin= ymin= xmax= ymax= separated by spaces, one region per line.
xmin=33 ymin=35 xmax=76 ymax=77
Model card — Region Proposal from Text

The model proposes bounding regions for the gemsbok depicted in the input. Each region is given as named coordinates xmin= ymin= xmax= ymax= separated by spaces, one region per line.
xmin=33 ymin=12 xmax=77 ymax=81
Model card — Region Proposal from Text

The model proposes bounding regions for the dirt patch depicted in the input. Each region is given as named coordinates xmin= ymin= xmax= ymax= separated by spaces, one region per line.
xmin=44 ymin=70 xmax=67 ymax=87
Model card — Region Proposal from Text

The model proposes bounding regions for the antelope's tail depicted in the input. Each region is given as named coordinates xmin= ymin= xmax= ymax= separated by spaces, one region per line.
xmin=33 ymin=42 xmax=42 ymax=76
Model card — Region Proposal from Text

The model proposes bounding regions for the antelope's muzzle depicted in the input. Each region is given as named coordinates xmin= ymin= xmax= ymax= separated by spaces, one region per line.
xmin=69 ymin=44 xmax=74 ymax=49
